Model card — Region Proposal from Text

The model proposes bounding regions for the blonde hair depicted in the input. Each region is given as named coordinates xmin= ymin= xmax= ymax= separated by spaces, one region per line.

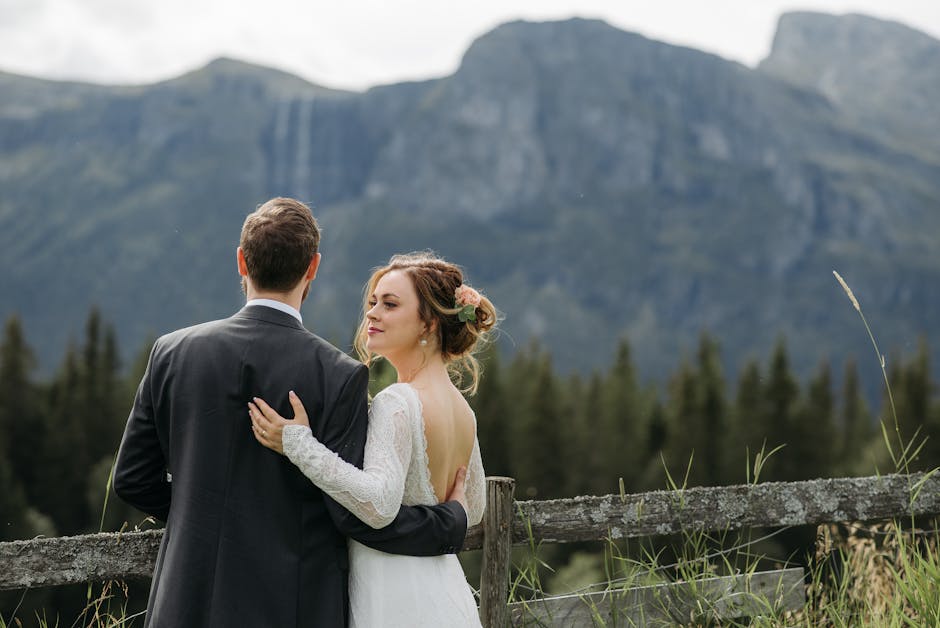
xmin=354 ymin=252 xmax=498 ymax=394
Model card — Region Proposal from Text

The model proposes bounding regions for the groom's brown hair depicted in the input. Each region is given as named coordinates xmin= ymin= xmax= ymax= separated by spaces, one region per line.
xmin=240 ymin=197 xmax=320 ymax=292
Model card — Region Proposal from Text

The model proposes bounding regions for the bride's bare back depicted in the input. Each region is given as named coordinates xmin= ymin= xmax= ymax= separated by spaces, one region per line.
xmin=411 ymin=382 xmax=477 ymax=503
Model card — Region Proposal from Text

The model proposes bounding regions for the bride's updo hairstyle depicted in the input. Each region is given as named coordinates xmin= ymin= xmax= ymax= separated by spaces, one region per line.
xmin=355 ymin=251 xmax=498 ymax=394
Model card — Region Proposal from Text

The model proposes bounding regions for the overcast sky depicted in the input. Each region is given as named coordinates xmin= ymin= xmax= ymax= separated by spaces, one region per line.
xmin=1 ymin=0 xmax=938 ymax=90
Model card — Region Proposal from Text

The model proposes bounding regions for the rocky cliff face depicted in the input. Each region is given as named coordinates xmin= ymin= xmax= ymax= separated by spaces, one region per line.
xmin=2 ymin=14 xmax=938 ymax=390
xmin=760 ymin=11 xmax=940 ymax=156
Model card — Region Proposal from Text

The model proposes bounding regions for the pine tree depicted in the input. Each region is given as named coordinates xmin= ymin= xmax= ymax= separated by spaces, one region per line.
xmin=98 ymin=336 xmax=162 ymax=534
xmin=470 ymin=345 xmax=512 ymax=478
xmin=596 ymin=339 xmax=646 ymax=494
xmin=559 ymin=373 xmax=588 ymax=496
xmin=502 ymin=345 xmax=541 ymax=497
xmin=504 ymin=345 xmax=566 ymax=499
xmin=882 ymin=354 xmax=905 ymax=445
xmin=897 ymin=339 xmax=931 ymax=469
xmin=695 ymin=333 xmax=727 ymax=485
xmin=728 ymin=359 xmax=765 ymax=483
xmin=0 ymin=423 xmax=30 ymax=541
xmin=33 ymin=344 xmax=92 ymax=533
xmin=660 ymin=334 xmax=729 ymax=488
xmin=579 ymin=372 xmax=608 ymax=494
xmin=80 ymin=310 xmax=125 ymax=465
xmin=101 ymin=323 xmax=123 ymax=439
xmin=838 ymin=359 xmax=873 ymax=475
xmin=0 ymin=316 xmax=43 ymax=501
xmin=662 ymin=358 xmax=701 ymax=486
xmin=790 ymin=360 xmax=836 ymax=480
xmin=636 ymin=399 xmax=668 ymax=491
xmin=763 ymin=338 xmax=799 ymax=481
xmin=525 ymin=354 xmax=566 ymax=499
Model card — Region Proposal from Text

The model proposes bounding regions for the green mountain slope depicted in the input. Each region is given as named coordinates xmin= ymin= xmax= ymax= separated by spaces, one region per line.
xmin=2 ymin=15 xmax=938 ymax=393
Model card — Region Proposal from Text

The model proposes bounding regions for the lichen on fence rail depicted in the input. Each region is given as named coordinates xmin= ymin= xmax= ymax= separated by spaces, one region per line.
xmin=508 ymin=472 xmax=940 ymax=545
xmin=0 ymin=529 xmax=162 ymax=590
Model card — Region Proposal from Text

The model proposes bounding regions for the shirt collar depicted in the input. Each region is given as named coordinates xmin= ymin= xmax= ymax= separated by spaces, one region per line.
xmin=245 ymin=299 xmax=303 ymax=324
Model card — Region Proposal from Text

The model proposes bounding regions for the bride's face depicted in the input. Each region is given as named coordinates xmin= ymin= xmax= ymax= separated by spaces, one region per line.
xmin=364 ymin=270 xmax=427 ymax=358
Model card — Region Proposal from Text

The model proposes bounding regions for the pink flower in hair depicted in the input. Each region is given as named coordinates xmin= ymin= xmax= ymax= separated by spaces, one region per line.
xmin=455 ymin=285 xmax=482 ymax=322
xmin=455 ymin=285 xmax=482 ymax=307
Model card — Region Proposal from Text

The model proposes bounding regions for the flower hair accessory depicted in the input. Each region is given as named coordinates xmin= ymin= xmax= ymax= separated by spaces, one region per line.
xmin=455 ymin=285 xmax=482 ymax=322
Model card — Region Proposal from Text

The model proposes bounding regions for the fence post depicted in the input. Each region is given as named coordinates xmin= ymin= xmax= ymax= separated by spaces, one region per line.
xmin=480 ymin=476 xmax=515 ymax=628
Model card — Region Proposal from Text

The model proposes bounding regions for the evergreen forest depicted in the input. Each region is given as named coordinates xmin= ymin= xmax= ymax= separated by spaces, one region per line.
xmin=2 ymin=308 xmax=939 ymax=621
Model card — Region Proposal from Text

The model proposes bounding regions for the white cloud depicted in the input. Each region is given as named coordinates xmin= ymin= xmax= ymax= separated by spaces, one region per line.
xmin=1 ymin=0 xmax=938 ymax=88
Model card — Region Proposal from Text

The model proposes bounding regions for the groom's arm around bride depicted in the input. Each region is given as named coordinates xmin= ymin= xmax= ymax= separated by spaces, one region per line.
xmin=312 ymin=362 xmax=468 ymax=555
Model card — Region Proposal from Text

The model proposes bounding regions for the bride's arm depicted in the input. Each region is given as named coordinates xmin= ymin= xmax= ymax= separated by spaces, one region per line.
xmin=250 ymin=391 xmax=411 ymax=529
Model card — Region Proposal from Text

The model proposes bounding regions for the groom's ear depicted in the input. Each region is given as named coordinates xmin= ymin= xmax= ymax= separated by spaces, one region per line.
xmin=236 ymin=247 xmax=249 ymax=277
xmin=305 ymin=253 xmax=322 ymax=281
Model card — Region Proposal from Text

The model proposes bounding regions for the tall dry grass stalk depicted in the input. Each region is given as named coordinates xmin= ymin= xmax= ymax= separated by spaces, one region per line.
xmin=830 ymin=270 xmax=924 ymax=474
xmin=809 ymin=520 xmax=940 ymax=626
xmin=812 ymin=522 xmax=900 ymax=621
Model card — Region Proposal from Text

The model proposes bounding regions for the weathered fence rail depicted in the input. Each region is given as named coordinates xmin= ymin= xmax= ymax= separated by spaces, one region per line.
xmin=461 ymin=472 xmax=940 ymax=550
xmin=3 ymin=472 xmax=940 ymax=624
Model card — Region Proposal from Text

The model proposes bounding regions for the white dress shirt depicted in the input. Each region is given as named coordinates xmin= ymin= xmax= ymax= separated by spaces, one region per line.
xmin=245 ymin=298 xmax=303 ymax=324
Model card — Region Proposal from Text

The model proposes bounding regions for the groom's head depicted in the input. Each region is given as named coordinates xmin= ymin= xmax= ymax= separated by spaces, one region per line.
xmin=238 ymin=197 xmax=320 ymax=297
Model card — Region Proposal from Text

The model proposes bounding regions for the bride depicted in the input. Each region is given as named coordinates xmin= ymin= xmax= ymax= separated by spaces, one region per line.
xmin=249 ymin=252 xmax=497 ymax=627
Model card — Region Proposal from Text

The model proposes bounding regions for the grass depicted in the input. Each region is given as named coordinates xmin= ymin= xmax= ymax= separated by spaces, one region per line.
xmin=807 ymin=520 xmax=940 ymax=626
xmin=505 ymin=476 xmax=940 ymax=626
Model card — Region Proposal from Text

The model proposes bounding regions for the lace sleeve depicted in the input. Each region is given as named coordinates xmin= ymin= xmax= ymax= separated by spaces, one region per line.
xmin=282 ymin=392 xmax=412 ymax=529
xmin=465 ymin=436 xmax=486 ymax=526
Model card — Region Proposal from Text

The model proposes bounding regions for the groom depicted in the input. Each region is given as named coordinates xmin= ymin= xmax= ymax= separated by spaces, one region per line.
xmin=114 ymin=197 xmax=469 ymax=627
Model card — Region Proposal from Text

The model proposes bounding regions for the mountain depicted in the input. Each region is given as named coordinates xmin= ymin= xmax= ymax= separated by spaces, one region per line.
xmin=2 ymin=15 xmax=938 ymax=395
xmin=760 ymin=12 xmax=940 ymax=159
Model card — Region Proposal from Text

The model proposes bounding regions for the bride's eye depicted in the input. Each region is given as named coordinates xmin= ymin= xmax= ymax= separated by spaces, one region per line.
xmin=384 ymin=302 xmax=397 ymax=309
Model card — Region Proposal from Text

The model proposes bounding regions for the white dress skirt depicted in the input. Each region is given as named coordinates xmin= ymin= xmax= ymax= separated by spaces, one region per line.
xmin=283 ymin=383 xmax=485 ymax=627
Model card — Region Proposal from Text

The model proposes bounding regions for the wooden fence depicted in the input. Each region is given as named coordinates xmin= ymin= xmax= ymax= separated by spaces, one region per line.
xmin=3 ymin=472 xmax=940 ymax=625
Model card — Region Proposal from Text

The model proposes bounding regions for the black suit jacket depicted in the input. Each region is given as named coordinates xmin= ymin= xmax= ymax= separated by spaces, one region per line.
xmin=113 ymin=305 xmax=467 ymax=628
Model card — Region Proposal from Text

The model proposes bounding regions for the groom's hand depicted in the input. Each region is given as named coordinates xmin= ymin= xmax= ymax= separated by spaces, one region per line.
xmin=446 ymin=466 xmax=469 ymax=517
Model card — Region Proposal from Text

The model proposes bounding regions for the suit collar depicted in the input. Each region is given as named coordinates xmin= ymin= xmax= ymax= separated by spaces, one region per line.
xmin=245 ymin=298 xmax=302 ymax=323
xmin=236 ymin=304 xmax=308 ymax=331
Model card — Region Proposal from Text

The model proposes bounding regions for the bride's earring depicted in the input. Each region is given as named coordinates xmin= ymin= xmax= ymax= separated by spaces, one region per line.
xmin=419 ymin=337 xmax=428 ymax=347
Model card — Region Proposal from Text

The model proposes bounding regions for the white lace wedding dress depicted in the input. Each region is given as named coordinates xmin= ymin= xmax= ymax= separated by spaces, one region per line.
xmin=282 ymin=382 xmax=485 ymax=627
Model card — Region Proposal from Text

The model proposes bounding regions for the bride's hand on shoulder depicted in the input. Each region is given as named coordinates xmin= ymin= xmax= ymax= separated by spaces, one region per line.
xmin=249 ymin=391 xmax=311 ymax=455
